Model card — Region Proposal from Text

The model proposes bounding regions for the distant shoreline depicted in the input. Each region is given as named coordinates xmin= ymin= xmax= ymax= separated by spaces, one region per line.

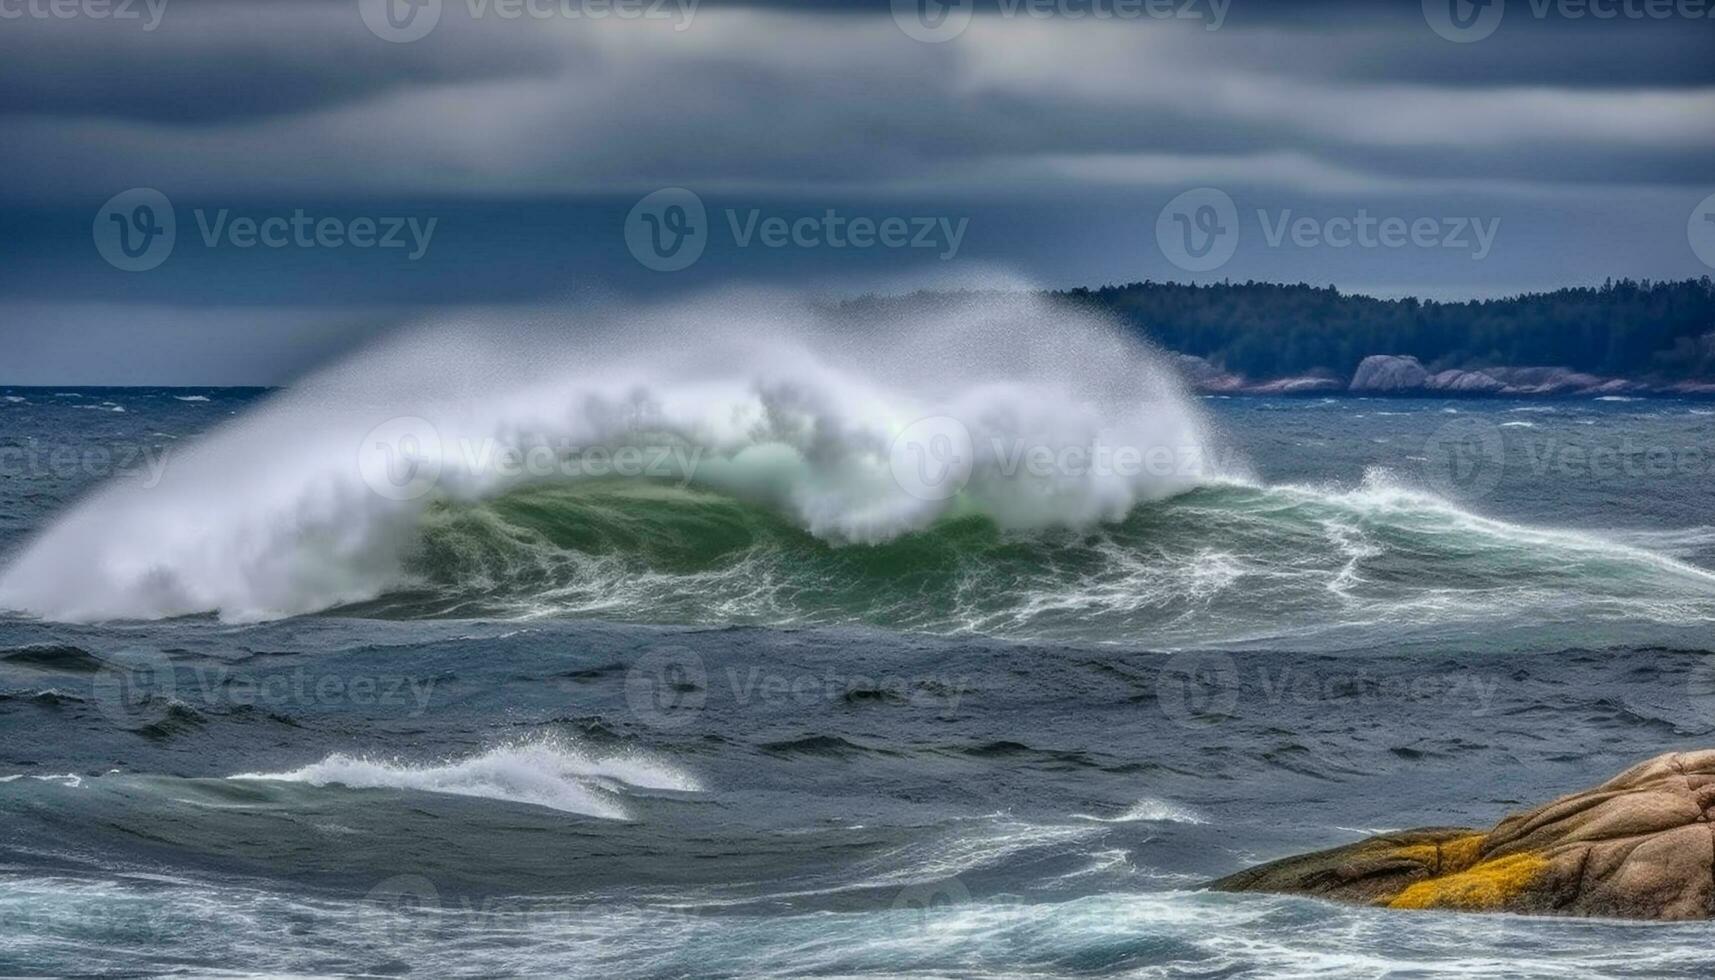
xmin=1177 ymin=354 xmax=1715 ymax=400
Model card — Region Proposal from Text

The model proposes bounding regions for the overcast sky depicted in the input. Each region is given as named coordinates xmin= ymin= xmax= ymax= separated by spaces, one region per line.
xmin=2 ymin=0 xmax=1712 ymax=383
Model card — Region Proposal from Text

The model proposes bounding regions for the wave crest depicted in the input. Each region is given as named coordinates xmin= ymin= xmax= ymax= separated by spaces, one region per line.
xmin=0 ymin=290 xmax=1221 ymax=623
xmin=229 ymin=737 xmax=700 ymax=820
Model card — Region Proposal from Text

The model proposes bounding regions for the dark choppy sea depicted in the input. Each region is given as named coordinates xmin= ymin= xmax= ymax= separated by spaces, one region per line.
xmin=3 ymin=377 xmax=1714 ymax=977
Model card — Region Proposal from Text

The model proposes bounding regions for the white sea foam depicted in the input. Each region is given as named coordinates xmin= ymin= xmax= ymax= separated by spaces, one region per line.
xmin=1072 ymin=798 xmax=1206 ymax=824
xmin=173 ymin=395 xmax=211 ymax=403
xmin=0 ymin=773 xmax=83 ymax=787
xmin=228 ymin=738 xmax=700 ymax=820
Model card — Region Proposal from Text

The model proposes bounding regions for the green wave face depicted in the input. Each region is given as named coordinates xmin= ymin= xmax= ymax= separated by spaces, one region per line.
xmin=369 ymin=477 xmax=1715 ymax=649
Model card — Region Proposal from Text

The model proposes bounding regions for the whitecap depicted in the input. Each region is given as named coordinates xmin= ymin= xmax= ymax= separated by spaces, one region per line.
xmin=228 ymin=737 xmax=700 ymax=820
xmin=1072 ymin=798 xmax=1206 ymax=825
xmin=0 ymin=773 xmax=83 ymax=787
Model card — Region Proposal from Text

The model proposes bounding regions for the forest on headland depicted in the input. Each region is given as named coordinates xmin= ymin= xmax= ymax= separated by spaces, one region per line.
xmin=840 ymin=278 xmax=1715 ymax=383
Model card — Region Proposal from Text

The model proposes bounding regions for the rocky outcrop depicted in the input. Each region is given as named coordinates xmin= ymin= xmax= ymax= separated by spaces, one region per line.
xmin=1177 ymin=351 xmax=1715 ymax=399
xmin=1425 ymin=369 xmax=1505 ymax=394
xmin=1175 ymin=355 xmax=1246 ymax=393
xmin=1479 ymin=366 xmax=1608 ymax=396
xmin=1350 ymin=355 xmax=1430 ymax=392
xmin=1245 ymin=375 xmax=1343 ymax=396
xmin=1174 ymin=356 xmax=1340 ymax=396
xmin=1212 ymin=750 xmax=1715 ymax=919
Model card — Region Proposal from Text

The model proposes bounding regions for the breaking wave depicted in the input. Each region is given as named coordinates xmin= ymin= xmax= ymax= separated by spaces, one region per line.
xmin=230 ymin=737 xmax=700 ymax=820
xmin=0 ymin=289 xmax=1711 ymax=647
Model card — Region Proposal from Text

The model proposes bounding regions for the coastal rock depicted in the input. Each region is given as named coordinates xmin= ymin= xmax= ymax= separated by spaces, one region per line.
xmin=1581 ymin=379 xmax=1646 ymax=396
xmin=1175 ymin=355 xmax=1246 ymax=392
xmin=1211 ymin=749 xmax=1715 ymax=919
xmin=1246 ymin=375 xmax=1343 ymax=396
xmin=1483 ymin=366 xmax=1607 ymax=396
xmin=1176 ymin=356 xmax=1341 ymax=396
xmin=1425 ymin=369 xmax=1505 ymax=394
xmin=1350 ymin=355 xmax=1430 ymax=392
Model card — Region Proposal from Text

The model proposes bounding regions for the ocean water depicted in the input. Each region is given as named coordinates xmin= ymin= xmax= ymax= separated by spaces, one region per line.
xmin=3 ymin=303 xmax=1715 ymax=977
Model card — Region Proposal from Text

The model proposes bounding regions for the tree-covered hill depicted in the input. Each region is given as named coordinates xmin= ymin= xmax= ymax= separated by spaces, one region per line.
xmin=1058 ymin=278 xmax=1715 ymax=380
xmin=838 ymin=278 xmax=1715 ymax=382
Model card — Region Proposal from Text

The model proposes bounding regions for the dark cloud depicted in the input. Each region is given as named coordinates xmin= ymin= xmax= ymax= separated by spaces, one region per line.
xmin=1 ymin=0 xmax=1711 ymax=381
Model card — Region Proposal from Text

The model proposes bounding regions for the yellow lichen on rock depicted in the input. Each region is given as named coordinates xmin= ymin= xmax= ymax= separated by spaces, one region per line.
xmin=1436 ymin=833 xmax=1486 ymax=874
xmin=1387 ymin=852 xmax=1549 ymax=910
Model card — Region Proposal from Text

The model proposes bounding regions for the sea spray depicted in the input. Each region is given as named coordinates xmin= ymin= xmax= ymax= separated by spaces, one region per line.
xmin=0 ymin=288 xmax=1222 ymax=623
